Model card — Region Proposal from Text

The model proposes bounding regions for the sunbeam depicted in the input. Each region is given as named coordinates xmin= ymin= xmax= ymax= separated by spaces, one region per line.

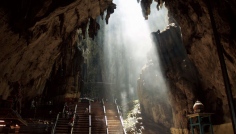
xmin=96 ymin=0 xmax=169 ymax=114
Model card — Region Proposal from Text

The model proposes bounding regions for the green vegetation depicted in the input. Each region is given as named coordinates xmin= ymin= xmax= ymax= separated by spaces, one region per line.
xmin=123 ymin=100 xmax=141 ymax=132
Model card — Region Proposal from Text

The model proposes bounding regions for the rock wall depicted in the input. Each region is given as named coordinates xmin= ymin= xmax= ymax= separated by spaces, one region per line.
xmin=138 ymin=24 xmax=201 ymax=133
xmin=138 ymin=0 xmax=236 ymax=133
xmin=164 ymin=1 xmax=236 ymax=124
xmin=0 ymin=0 xmax=115 ymax=104
xmin=0 ymin=0 xmax=235 ymax=133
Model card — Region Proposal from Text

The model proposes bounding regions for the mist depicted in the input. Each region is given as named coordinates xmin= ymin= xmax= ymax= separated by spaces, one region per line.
xmin=96 ymin=0 xmax=168 ymax=111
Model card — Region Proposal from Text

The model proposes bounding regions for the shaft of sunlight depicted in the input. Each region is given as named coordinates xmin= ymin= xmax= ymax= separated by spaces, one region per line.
xmin=99 ymin=0 xmax=168 ymax=111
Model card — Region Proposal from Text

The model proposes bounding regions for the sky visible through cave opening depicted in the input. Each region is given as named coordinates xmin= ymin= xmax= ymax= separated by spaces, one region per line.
xmin=96 ymin=0 xmax=168 ymax=111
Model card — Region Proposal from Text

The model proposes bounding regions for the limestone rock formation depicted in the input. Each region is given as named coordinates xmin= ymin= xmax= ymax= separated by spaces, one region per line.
xmin=0 ymin=0 xmax=115 ymax=104
xmin=138 ymin=24 xmax=201 ymax=133
xmin=165 ymin=2 xmax=236 ymax=126
xmin=0 ymin=0 xmax=236 ymax=133
xmin=138 ymin=0 xmax=236 ymax=133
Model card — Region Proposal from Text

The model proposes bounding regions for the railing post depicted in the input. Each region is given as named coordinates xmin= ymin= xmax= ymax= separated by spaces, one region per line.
xmin=51 ymin=113 xmax=60 ymax=134
xmin=89 ymin=101 xmax=91 ymax=134
xmin=115 ymin=99 xmax=126 ymax=134
xmin=102 ymin=99 xmax=109 ymax=134
xmin=70 ymin=104 xmax=77 ymax=134
xmin=62 ymin=103 xmax=66 ymax=114
xmin=51 ymin=102 xmax=68 ymax=134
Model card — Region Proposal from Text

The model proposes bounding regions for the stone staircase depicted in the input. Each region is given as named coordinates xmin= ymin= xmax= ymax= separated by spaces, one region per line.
xmin=0 ymin=101 xmax=125 ymax=134
xmin=72 ymin=102 xmax=89 ymax=134
xmin=54 ymin=117 xmax=71 ymax=133
xmin=70 ymin=101 xmax=124 ymax=134
xmin=54 ymin=104 xmax=76 ymax=133
xmin=91 ymin=102 xmax=106 ymax=134
xmin=105 ymin=103 xmax=124 ymax=134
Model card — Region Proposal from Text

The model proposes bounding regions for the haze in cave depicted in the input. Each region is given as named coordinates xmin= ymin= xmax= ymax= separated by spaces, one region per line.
xmin=95 ymin=0 xmax=168 ymax=112
xmin=0 ymin=0 xmax=235 ymax=133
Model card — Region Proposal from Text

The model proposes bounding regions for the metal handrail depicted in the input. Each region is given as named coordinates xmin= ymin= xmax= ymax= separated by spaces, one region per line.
xmin=62 ymin=102 xmax=67 ymax=114
xmin=51 ymin=102 xmax=68 ymax=134
xmin=51 ymin=112 xmax=60 ymax=134
xmin=115 ymin=100 xmax=126 ymax=134
xmin=102 ymin=99 xmax=109 ymax=134
xmin=89 ymin=101 xmax=91 ymax=134
xmin=105 ymin=116 xmax=108 ymax=134
xmin=70 ymin=104 xmax=77 ymax=134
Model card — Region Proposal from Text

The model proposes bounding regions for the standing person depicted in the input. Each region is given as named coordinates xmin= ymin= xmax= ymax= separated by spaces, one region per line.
xmin=66 ymin=111 xmax=69 ymax=119
xmin=31 ymin=99 xmax=35 ymax=109
xmin=69 ymin=116 xmax=74 ymax=125
xmin=68 ymin=110 xmax=72 ymax=119
xmin=45 ymin=124 xmax=49 ymax=132
xmin=67 ymin=122 xmax=72 ymax=133
xmin=68 ymin=117 xmax=74 ymax=133
xmin=16 ymin=83 xmax=22 ymax=114
xmin=62 ymin=111 xmax=65 ymax=118
xmin=65 ymin=102 xmax=68 ymax=109
xmin=12 ymin=95 xmax=17 ymax=110
xmin=65 ymin=103 xmax=69 ymax=112
xmin=76 ymin=114 xmax=79 ymax=123
xmin=84 ymin=108 xmax=88 ymax=113
xmin=31 ymin=99 xmax=36 ymax=118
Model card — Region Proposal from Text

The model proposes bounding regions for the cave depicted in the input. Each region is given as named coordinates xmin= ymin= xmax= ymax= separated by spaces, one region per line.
xmin=0 ymin=0 xmax=236 ymax=134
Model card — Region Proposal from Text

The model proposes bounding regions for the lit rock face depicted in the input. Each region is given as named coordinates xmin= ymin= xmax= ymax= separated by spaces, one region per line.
xmin=0 ymin=0 xmax=115 ymax=102
xmin=137 ymin=61 xmax=173 ymax=134
xmin=152 ymin=24 xmax=201 ymax=128
xmin=138 ymin=24 xmax=200 ymax=133
xmin=164 ymin=1 xmax=236 ymax=124
xmin=0 ymin=0 xmax=235 ymax=133
xmin=138 ymin=0 xmax=236 ymax=133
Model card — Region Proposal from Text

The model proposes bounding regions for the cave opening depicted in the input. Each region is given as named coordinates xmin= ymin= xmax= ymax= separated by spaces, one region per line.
xmin=95 ymin=0 xmax=169 ymax=112
xmin=80 ymin=0 xmax=187 ymax=133
xmin=79 ymin=0 xmax=169 ymax=113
